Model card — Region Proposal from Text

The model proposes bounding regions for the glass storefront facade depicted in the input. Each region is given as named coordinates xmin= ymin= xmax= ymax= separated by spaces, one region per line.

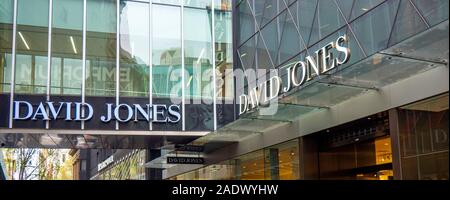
xmin=171 ymin=94 xmax=449 ymax=180
xmin=315 ymin=112 xmax=394 ymax=180
xmin=397 ymin=94 xmax=449 ymax=180
xmin=171 ymin=139 xmax=300 ymax=180
xmin=0 ymin=0 xmax=234 ymax=132
xmin=164 ymin=0 xmax=448 ymax=180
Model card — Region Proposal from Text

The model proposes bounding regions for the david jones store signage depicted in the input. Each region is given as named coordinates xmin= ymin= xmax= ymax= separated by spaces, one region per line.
xmin=239 ymin=35 xmax=351 ymax=115
xmin=12 ymin=101 xmax=181 ymax=124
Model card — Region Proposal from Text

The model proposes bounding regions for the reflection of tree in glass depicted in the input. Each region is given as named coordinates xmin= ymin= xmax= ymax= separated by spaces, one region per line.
xmin=2 ymin=148 xmax=73 ymax=180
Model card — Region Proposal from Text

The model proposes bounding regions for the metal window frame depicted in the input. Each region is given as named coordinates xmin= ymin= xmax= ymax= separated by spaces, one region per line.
xmin=149 ymin=0 xmax=153 ymax=130
xmin=81 ymin=0 xmax=87 ymax=130
xmin=46 ymin=0 xmax=53 ymax=130
xmin=8 ymin=0 xmax=18 ymax=129
xmin=181 ymin=2 xmax=185 ymax=131
xmin=212 ymin=0 xmax=217 ymax=131
xmin=116 ymin=0 xmax=120 ymax=130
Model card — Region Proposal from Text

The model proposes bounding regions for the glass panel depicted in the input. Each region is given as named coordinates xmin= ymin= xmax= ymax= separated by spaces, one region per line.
xmin=260 ymin=11 xmax=284 ymax=67
xmin=264 ymin=139 xmax=299 ymax=180
xmin=375 ymin=136 xmax=392 ymax=165
xmin=388 ymin=0 xmax=427 ymax=46
xmin=260 ymin=9 xmax=306 ymax=67
xmin=183 ymin=6 xmax=213 ymax=100
xmin=192 ymin=127 xmax=257 ymax=145
xmin=253 ymin=0 xmax=286 ymax=27
xmin=255 ymin=33 xmax=273 ymax=70
xmin=335 ymin=0 xmax=354 ymax=20
xmin=350 ymin=0 xmax=399 ymax=56
xmin=412 ymin=0 xmax=449 ymax=26
xmin=223 ymin=117 xmax=286 ymax=133
xmin=242 ymin=104 xmax=317 ymax=122
xmin=398 ymin=93 xmax=449 ymax=180
xmin=0 ymin=0 xmax=13 ymax=93
xmin=278 ymin=10 xmax=305 ymax=66
xmin=183 ymin=4 xmax=215 ymax=131
xmin=196 ymin=161 xmax=236 ymax=180
xmin=51 ymin=0 xmax=83 ymax=95
xmin=235 ymin=150 xmax=265 ymax=180
xmin=237 ymin=0 xmax=255 ymax=45
xmin=283 ymin=0 xmax=296 ymax=6
xmin=130 ymin=152 xmax=138 ymax=179
xmin=282 ymin=82 xmax=368 ymax=107
xmin=173 ymin=139 xmax=300 ymax=180
xmin=152 ymin=0 xmax=180 ymax=6
xmin=308 ymin=0 xmax=346 ymax=45
xmin=184 ymin=0 xmax=210 ymax=8
xmin=349 ymin=0 xmax=385 ymax=21
xmin=119 ymin=0 xmax=149 ymax=97
xmin=322 ymin=53 xmax=442 ymax=89
xmin=214 ymin=0 xmax=232 ymax=11
xmin=288 ymin=0 xmax=316 ymax=46
xmin=86 ymin=0 xmax=117 ymax=97
xmin=15 ymin=0 xmax=49 ymax=94
xmin=152 ymin=4 xmax=181 ymax=98
xmin=319 ymin=135 xmax=393 ymax=180
xmin=215 ymin=1 xmax=233 ymax=99
xmin=418 ymin=152 xmax=449 ymax=180
xmin=383 ymin=17 xmax=448 ymax=63
xmin=237 ymin=34 xmax=256 ymax=71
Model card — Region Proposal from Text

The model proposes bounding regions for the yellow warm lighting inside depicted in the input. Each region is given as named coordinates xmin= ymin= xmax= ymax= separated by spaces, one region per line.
xmin=375 ymin=136 xmax=392 ymax=165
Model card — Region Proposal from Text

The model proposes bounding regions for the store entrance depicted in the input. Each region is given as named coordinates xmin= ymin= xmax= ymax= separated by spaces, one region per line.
xmin=316 ymin=112 xmax=394 ymax=180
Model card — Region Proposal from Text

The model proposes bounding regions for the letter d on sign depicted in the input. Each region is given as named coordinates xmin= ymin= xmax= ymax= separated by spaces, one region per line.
xmin=239 ymin=95 xmax=248 ymax=115
xmin=14 ymin=101 xmax=33 ymax=120
xmin=75 ymin=102 xmax=94 ymax=121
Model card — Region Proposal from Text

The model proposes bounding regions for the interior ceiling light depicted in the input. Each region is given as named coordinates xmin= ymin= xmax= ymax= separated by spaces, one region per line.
xmin=70 ymin=36 xmax=78 ymax=54
xmin=18 ymin=31 xmax=30 ymax=50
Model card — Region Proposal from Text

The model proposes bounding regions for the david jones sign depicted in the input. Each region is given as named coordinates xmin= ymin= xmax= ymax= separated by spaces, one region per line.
xmin=13 ymin=101 xmax=181 ymax=123
xmin=239 ymin=35 xmax=351 ymax=115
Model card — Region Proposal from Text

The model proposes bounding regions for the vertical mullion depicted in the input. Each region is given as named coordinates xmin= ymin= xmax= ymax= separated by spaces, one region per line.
xmin=46 ymin=0 xmax=53 ymax=130
xmin=276 ymin=0 xmax=280 ymax=64
xmin=116 ymin=0 xmax=120 ymax=130
xmin=149 ymin=0 xmax=153 ymax=131
xmin=8 ymin=0 xmax=18 ymax=129
xmin=81 ymin=0 xmax=87 ymax=130
xmin=212 ymin=0 xmax=217 ymax=131
xmin=181 ymin=2 xmax=185 ymax=131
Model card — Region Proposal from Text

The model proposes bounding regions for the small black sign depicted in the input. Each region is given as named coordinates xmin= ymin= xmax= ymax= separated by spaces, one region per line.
xmin=167 ymin=157 xmax=205 ymax=164
xmin=175 ymin=145 xmax=204 ymax=152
